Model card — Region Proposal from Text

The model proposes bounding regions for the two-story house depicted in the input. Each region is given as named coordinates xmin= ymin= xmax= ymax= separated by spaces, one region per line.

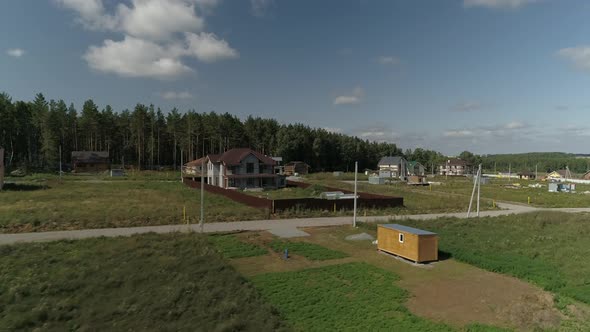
xmin=439 ymin=158 xmax=470 ymax=176
xmin=206 ymin=148 xmax=286 ymax=189
xmin=377 ymin=156 xmax=408 ymax=179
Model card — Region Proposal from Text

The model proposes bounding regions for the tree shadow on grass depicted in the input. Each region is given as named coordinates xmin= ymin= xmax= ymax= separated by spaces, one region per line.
xmin=1 ymin=183 xmax=49 ymax=191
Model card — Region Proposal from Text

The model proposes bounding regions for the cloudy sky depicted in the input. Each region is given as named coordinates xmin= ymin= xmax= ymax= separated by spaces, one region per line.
xmin=2 ymin=0 xmax=590 ymax=155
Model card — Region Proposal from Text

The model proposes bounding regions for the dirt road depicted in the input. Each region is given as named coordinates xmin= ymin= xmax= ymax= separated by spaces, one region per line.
xmin=2 ymin=202 xmax=588 ymax=245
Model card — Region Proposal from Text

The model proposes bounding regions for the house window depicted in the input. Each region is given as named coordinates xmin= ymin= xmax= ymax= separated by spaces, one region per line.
xmin=247 ymin=163 xmax=254 ymax=174
xmin=247 ymin=178 xmax=255 ymax=187
xmin=399 ymin=233 xmax=404 ymax=243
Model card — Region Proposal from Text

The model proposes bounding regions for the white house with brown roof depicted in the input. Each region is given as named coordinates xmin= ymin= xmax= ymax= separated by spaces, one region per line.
xmin=439 ymin=158 xmax=470 ymax=176
xmin=195 ymin=148 xmax=286 ymax=189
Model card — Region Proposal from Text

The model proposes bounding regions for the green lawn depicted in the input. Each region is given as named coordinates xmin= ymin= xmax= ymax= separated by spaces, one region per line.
xmin=375 ymin=212 xmax=590 ymax=305
xmin=306 ymin=178 xmax=496 ymax=214
xmin=208 ymin=234 xmax=269 ymax=258
xmin=251 ymin=263 xmax=457 ymax=331
xmin=0 ymin=179 xmax=267 ymax=233
xmin=413 ymin=176 xmax=590 ymax=208
xmin=268 ymin=239 xmax=349 ymax=261
xmin=0 ymin=233 xmax=287 ymax=331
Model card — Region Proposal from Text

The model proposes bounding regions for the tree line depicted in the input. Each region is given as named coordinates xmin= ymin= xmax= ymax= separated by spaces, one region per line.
xmin=0 ymin=92 xmax=448 ymax=173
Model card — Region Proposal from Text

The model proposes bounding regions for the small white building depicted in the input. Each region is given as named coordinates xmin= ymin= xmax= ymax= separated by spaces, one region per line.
xmin=377 ymin=156 xmax=408 ymax=179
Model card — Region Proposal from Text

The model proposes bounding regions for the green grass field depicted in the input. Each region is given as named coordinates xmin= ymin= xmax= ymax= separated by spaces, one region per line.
xmin=366 ymin=212 xmax=590 ymax=306
xmin=251 ymin=263 xmax=504 ymax=332
xmin=0 ymin=179 xmax=267 ymax=233
xmin=268 ymin=239 xmax=349 ymax=260
xmin=413 ymin=176 xmax=590 ymax=208
xmin=208 ymin=233 xmax=269 ymax=258
xmin=0 ymin=233 xmax=287 ymax=331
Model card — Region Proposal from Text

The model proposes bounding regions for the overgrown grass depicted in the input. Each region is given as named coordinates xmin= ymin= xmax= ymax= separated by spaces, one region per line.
xmin=384 ymin=212 xmax=590 ymax=305
xmin=306 ymin=178 xmax=495 ymax=214
xmin=268 ymin=239 xmax=349 ymax=260
xmin=413 ymin=176 xmax=590 ymax=208
xmin=208 ymin=234 xmax=268 ymax=258
xmin=0 ymin=179 xmax=267 ymax=233
xmin=251 ymin=263 xmax=453 ymax=331
xmin=0 ymin=233 xmax=287 ymax=331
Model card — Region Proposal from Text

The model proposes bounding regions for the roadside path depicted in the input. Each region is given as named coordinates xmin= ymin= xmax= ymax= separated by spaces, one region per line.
xmin=5 ymin=202 xmax=587 ymax=245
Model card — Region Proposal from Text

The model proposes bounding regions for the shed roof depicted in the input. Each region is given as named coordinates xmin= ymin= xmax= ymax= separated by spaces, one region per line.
xmin=378 ymin=156 xmax=406 ymax=166
xmin=380 ymin=224 xmax=436 ymax=235
xmin=185 ymin=157 xmax=207 ymax=167
xmin=445 ymin=158 xmax=468 ymax=166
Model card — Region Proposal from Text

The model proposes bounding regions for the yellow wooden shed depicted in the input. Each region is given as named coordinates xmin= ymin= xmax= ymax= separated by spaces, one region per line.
xmin=377 ymin=224 xmax=438 ymax=263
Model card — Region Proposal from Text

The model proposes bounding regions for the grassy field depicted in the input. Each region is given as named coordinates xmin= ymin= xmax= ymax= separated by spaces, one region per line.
xmin=0 ymin=233 xmax=287 ymax=331
xmin=268 ymin=239 xmax=349 ymax=260
xmin=251 ymin=263 xmax=505 ymax=332
xmin=306 ymin=177 xmax=496 ymax=214
xmin=0 ymin=179 xmax=267 ymax=233
xmin=412 ymin=176 xmax=590 ymax=208
xmin=362 ymin=211 xmax=590 ymax=306
xmin=208 ymin=233 xmax=269 ymax=258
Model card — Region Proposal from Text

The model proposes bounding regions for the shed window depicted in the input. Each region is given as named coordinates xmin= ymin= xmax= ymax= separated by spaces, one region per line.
xmin=399 ymin=233 xmax=404 ymax=243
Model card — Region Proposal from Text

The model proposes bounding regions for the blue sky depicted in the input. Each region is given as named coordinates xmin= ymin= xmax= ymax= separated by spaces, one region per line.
xmin=2 ymin=0 xmax=590 ymax=155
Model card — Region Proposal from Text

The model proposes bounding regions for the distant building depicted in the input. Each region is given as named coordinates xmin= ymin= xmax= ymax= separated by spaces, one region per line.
xmin=377 ymin=156 xmax=408 ymax=179
xmin=407 ymin=161 xmax=425 ymax=176
xmin=547 ymin=169 xmax=572 ymax=180
xmin=583 ymin=171 xmax=590 ymax=180
xmin=206 ymin=148 xmax=286 ymax=189
xmin=183 ymin=157 xmax=208 ymax=176
xmin=517 ymin=171 xmax=536 ymax=180
xmin=71 ymin=151 xmax=109 ymax=173
xmin=284 ymin=161 xmax=310 ymax=176
xmin=439 ymin=158 xmax=470 ymax=176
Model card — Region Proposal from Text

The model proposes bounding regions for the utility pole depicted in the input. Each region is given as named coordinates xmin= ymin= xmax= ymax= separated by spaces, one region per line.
xmin=508 ymin=163 xmax=511 ymax=181
xmin=467 ymin=164 xmax=482 ymax=218
xmin=535 ymin=164 xmax=538 ymax=180
xmin=353 ymin=161 xmax=358 ymax=228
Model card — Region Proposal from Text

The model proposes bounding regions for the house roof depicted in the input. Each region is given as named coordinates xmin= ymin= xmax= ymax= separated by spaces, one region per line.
xmin=185 ymin=157 xmax=207 ymax=167
xmin=208 ymin=154 xmax=222 ymax=163
xmin=71 ymin=151 xmax=109 ymax=163
xmin=218 ymin=148 xmax=276 ymax=166
xmin=408 ymin=161 xmax=423 ymax=169
xmin=379 ymin=224 xmax=436 ymax=235
xmin=445 ymin=158 xmax=468 ymax=166
xmin=518 ymin=171 xmax=535 ymax=176
xmin=378 ymin=156 xmax=406 ymax=166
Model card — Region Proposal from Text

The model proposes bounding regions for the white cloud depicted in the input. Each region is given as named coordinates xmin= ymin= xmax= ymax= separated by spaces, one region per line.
xmin=6 ymin=48 xmax=25 ymax=57
xmin=504 ymin=121 xmax=525 ymax=129
xmin=377 ymin=56 xmax=400 ymax=65
xmin=333 ymin=87 xmax=364 ymax=105
xmin=452 ymin=101 xmax=483 ymax=112
xmin=54 ymin=0 xmax=237 ymax=79
xmin=444 ymin=130 xmax=475 ymax=138
xmin=160 ymin=91 xmax=194 ymax=100
xmin=84 ymin=36 xmax=193 ymax=79
xmin=185 ymin=32 xmax=239 ymax=62
xmin=250 ymin=0 xmax=274 ymax=17
xmin=463 ymin=0 xmax=538 ymax=9
xmin=558 ymin=46 xmax=590 ymax=71
xmin=116 ymin=0 xmax=205 ymax=41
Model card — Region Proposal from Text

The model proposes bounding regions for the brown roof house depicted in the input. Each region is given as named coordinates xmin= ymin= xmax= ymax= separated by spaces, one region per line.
xmin=284 ymin=161 xmax=310 ymax=176
xmin=206 ymin=148 xmax=286 ymax=189
xmin=184 ymin=156 xmax=208 ymax=177
xmin=439 ymin=158 xmax=470 ymax=176
xmin=583 ymin=171 xmax=590 ymax=180
xmin=71 ymin=151 xmax=110 ymax=173
xmin=518 ymin=171 xmax=536 ymax=180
